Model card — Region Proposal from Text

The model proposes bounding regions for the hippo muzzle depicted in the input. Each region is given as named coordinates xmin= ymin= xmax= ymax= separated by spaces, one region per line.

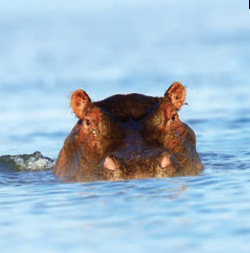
xmin=101 ymin=120 xmax=176 ymax=180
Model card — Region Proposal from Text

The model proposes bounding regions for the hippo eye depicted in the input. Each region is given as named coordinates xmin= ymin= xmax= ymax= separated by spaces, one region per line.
xmin=171 ymin=114 xmax=177 ymax=121
xmin=85 ymin=119 xmax=91 ymax=126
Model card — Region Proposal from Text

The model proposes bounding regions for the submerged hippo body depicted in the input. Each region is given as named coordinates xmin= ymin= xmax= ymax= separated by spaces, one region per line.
xmin=54 ymin=82 xmax=203 ymax=182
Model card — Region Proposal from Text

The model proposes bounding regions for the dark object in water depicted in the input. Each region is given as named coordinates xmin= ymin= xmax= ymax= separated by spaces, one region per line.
xmin=54 ymin=82 xmax=203 ymax=182
xmin=0 ymin=151 xmax=55 ymax=171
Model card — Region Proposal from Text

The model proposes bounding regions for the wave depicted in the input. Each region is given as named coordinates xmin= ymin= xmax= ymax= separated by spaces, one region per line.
xmin=0 ymin=151 xmax=55 ymax=171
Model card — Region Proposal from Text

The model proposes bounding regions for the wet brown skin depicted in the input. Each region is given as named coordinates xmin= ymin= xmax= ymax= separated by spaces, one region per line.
xmin=53 ymin=82 xmax=203 ymax=182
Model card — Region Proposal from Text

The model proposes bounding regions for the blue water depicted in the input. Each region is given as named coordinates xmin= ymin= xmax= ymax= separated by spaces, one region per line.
xmin=1 ymin=0 xmax=250 ymax=252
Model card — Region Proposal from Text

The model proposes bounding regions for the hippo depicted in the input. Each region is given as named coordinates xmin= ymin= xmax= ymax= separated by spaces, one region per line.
xmin=53 ymin=82 xmax=203 ymax=182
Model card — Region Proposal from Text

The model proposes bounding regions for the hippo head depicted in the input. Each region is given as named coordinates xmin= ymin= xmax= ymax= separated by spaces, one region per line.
xmin=54 ymin=82 xmax=203 ymax=182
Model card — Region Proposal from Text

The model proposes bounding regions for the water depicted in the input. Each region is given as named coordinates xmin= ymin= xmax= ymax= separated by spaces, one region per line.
xmin=1 ymin=0 xmax=250 ymax=252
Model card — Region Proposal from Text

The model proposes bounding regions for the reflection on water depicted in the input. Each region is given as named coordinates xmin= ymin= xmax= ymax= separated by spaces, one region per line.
xmin=1 ymin=0 xmax=250 ymax=252
xmin=1 ymin=172 xmax=250 ymax=253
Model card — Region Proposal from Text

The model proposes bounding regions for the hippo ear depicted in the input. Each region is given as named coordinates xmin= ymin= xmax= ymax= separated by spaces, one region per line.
xmin=164 ymin=82 xmax=186 ymax=110
xmin=70 ymin=89 xmax=91 ymax=119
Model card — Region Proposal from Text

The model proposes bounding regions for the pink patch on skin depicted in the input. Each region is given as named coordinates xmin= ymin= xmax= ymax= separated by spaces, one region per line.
xmin=160 ymin=156 xmax=171 ymax=168
xmin=104 ymin=157 xmax=117 ymax=171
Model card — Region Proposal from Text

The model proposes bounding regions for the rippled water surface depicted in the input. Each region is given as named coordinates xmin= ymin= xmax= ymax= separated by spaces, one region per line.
xmin=1 ymin=0 xmax=250 ymax=252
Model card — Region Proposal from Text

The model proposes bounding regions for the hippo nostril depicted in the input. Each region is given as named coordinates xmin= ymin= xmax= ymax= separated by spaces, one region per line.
xmin=104 ymin=155 xmax=118 ymax=171
xmin=160 ymin=155 xmax=172 ymax=169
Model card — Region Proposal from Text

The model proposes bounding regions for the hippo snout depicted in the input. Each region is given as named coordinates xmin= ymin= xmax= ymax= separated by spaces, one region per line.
xmin=101 ymin=151 xmax=176 ymax=180
xmin=103 ymin=152 xmax=173 ymax=170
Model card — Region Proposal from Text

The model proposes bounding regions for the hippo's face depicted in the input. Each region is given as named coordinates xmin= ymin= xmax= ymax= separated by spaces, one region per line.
xmin=54 ymin=82 xmax=203 ymax=182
